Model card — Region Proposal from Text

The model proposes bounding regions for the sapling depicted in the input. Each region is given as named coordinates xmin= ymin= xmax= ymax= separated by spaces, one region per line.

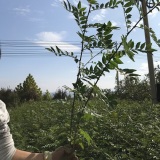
xmin=47 ymin=0 xmax=160 ymax=157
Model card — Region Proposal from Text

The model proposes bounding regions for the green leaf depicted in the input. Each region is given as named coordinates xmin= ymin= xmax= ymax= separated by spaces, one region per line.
xmin=83 ymin=113 xmax=93 ymax=120
xmin=107 ymin=21 xmax=112 ymax=27
xmin=110 ymin=60 xmax=118 ymax=68
xmin=67 ymin=0 xmax=71 ymax=11
xmin=88 ymin=75 xmax=97 ymax=79
xmin=104 ymin=29 xmax=112 ymax=35
xmin=77 ymin=31 xmax=84 ymax=39
xmin=129 ymin=73 xmax=140 ymax=76
xmin=125 ymin=7 xmax=132 ymax=13
xmin=123 ymin=69 xmax=136 ymax=73
xmin=80 ymin=16 xmax=86 ymax=21
xmin=46 ymin=48 xmax=52 ymax=52
xmin=87 ymin=0 xmax=98 ymax=4
xmin=79 ymin=129 xmax=92 ymax=145
xmin=116 ymin=0 xmax=122 ymax=6
xmin=96 ymin=4 xmax=99 ymax=9
xmin=93 ymin=41 xmax=97 ymax=47
xmin=124 ymin=1 xmax=133 ymax=7
xmin=126 ymin=14 xmax=132 ymax=19
xmin=108 ymin=63 xmax=115 ymax=69
xmin=105 ymin=2 xmax=109 ymax=8
xmin=63 ymin=1 xmax=68 ymax=10
xmin=105 ymin=34 xmax=113 ymax=40
xmin=122 ymin=36 xmax=129 ymax=51
xmin=109 ymin=0 xmax=113 ymax=7
xmin=112 ymin=0 xmax=117 ymax=6
xmin=78 ymin=142 xmax=84 ymax=150
xmin=77 ymin=1 xmax=81 ymax=9
xmin=102 ymin=55 xmax=107 ymax=64
xmin=140 ymin=43 xmax=146 ymax=50
xmin=80 ymin=7 xmax=86 ymax=12
xmin=114 ymin=57 xmax=123 ymax=64
xmin=149 ymin=48 xmax=157 ymax=52
xmin=74 ymin=58 xmax=79 ymax=63
xmin=103 ymin=67 xmax=110 ymax=72
xmin=100 ymin=3 xmax=104 ymax=8
xmin=56 ymin=46 xmax=61 ymax=53
xmin=98 ymin=41 xmax=102 ymax=47
xmin=80 ymin=20 xmax=87 ymax=24
xmin=126 ymin=50 xmax=135 ymax=61
xmin=136 ymin=42 xmax=141 ymax=49
xmin=98 ymin=61 xmax=103 ymax=68
xmin=90 ymin=65 xmax=93 ymax=73
xmin=81 ymin=25 xmax=87 ymax=29
xmin=128 ymin=40 xmax=134 ymax=48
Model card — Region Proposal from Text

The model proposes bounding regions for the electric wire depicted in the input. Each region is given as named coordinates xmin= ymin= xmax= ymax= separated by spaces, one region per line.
xmin=0 ymin=40 xmax=160 ymax=59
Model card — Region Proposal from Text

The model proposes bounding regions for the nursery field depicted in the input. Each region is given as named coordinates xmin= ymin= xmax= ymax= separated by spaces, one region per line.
xmin=9 ymin=100 xmax=160 ymax=160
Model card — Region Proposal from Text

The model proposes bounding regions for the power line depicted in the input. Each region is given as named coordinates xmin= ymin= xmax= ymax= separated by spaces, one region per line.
xmin=0 ymin=40 xmax=160 ymax=58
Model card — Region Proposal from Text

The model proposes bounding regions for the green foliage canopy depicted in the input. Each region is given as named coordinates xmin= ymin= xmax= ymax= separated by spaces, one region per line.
xmin=46 ymin=0 xmax=160 ymax=154
xmin=15 ymin=74 xmax=42 ymax=102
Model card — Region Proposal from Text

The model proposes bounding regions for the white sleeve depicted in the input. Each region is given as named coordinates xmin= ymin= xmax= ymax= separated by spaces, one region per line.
xmin=0 ymin=100 xmax=16 ymax=160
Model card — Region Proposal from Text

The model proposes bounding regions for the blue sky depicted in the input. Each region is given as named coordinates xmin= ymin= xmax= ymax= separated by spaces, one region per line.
xmin=0 ymin=0 xmax=160 ymax=92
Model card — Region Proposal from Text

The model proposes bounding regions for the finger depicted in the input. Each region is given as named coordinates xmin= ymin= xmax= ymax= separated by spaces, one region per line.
xmin=63 ymin=146 xmax=75 ymax=154
xmin=54 ymin=146 xmax=72 ymax=154
xmin=65 ymin=152 xmax=78 ymax=160
xmin=53 ymin=146 xmax=77 ymax=160
xmin=52 ymin=147 xmax=66 ymax=159
xmin=72 ymin=156 xmax=79 ymax=160
xmin=54 ymin=146 xmax=64 ymax=151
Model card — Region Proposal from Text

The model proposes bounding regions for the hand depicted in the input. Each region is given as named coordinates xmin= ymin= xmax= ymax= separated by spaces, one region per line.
xmin=52 ymin=146 xmax=78 ymax=160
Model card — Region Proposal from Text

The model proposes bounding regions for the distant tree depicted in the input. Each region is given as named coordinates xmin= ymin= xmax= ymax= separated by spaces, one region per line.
xmin=154 ymin=65 xmax=160 ymax=84
xmin=43 ymin=90 xmax=52 ymax=101
xmin=115 ymin=75 xmax=151 ymax=101
xmin=115 ymin=71 xmax=120 ymax=95
xmin=0 ymin=88 xmax=20 ymax=107
xmin=53 ymin=88 xmax=68 ymax=100
xmin=15 ymin=74 xmax=42 ymax=102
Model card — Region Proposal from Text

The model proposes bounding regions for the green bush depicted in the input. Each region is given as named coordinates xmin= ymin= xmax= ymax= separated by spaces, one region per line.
xmin=9 ymin=100 xmax=160 ymax=159
xmin=15 ymin=74 xmax=42 ymax=102
xmin=9 ymin=101 xmax=71 ymax=152
xmin=0 ymin=88 xmax=20 ymax=107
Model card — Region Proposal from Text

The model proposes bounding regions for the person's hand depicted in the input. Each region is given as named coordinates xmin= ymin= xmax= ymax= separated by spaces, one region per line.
xmin=52 ymin=146 xmax=78 ymax=160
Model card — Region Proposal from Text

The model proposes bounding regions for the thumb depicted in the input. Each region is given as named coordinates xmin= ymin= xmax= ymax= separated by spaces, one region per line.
xmin=52 ymin=146 xmax=65 ymax=159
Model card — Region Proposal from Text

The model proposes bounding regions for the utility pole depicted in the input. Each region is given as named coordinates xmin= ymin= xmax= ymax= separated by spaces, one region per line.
xmin=0 ymin=42 xmax=1 ymax=59
xmin=116 ymin=70 xmax=119 ymax=93
xmin=141 ymin=0 xmax=157 ymax=103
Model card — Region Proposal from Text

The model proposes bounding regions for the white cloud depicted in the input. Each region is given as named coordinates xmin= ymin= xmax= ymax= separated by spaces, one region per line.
xmin=51 ymin=0 xmax=88 ymax=19
xmin=35 ymin=31 xmax=80 ymax=52
xmin=51 ymin=0 xmax=61 ymax=7
xmin=154 ymin=61 xmax=160 ymax=68
xmin=140 ymin=62 xmax=148 ymax=71
xmin=13 ymin=6 xmax=30 ymax=15
xmin=67 ymin=0 xmax=88 ymax=19
xmin=135 ymin=62 xmax=148 ymax=77
xmin=91 ymin=9 xmax=107 ymax=22
xmin=68 ymin=13 xmax=75 ymax=19
xmin=136 ymin=61 xmax=160 ymax=77
xmin=124 ymin=19 xmax=143 ymax=31
xmin=111 ymin=21 xmax=117 ymax=26
xmin=72 ymin=0 xmax=79 ymax=5
xmin=72 ymin=0 xmax=88 ymax=8
xmin=51 ymin=3 xmax=58 ymax=7
xmin=36 ymin=31 xmax=65 ymax=41
xmin=29 ymin=18 xmax=43 ymax=22
xmin=51 ymin=0 xmax=72 ymax=7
